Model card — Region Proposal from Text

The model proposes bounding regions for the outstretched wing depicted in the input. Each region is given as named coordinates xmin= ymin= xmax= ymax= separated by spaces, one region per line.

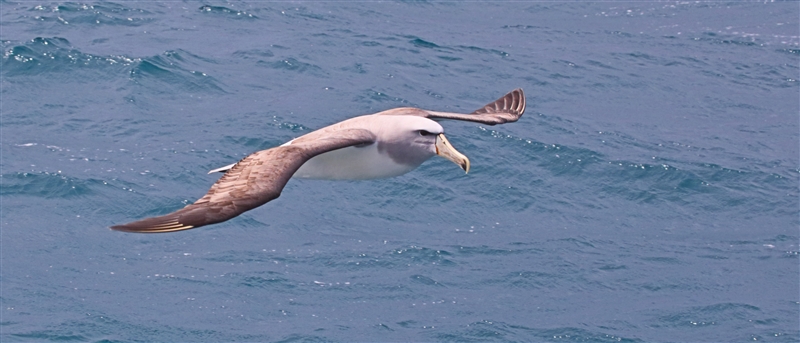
xmin=110 ymin=129 xmax=376 ymax=233
xmin=425 ymin=88 xmax=525 ymax=125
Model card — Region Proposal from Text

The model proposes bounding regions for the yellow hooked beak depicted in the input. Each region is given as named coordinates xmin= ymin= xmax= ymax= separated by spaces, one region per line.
xmin=435 ymin=133 xmax=470 ymax=174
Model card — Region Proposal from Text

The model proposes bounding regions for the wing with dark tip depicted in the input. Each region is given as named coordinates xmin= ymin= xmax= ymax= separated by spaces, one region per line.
xmin=110 ymin=129 xmax=376 ymax=233
xmin=415 ymin=88 xmax=526 ymax=125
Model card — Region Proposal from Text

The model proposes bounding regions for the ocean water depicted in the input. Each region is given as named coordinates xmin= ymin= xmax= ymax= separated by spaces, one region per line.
xmin=1 ymin=1 xmax=798 ymax=342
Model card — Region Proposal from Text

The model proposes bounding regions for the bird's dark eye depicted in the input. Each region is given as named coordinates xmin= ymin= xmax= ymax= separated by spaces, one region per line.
xmin=418 ymin=130 xmax=433 ymax=136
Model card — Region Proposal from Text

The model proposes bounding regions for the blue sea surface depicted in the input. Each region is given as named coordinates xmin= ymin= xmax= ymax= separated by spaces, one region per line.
xmin=1 ymin=1 xmax=798 ymax=342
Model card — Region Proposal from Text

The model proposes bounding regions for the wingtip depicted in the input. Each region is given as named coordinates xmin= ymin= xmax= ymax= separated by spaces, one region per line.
xmin=110 ymin=223 xmax=195 ymax=233
xmin=470 ymin=88 xmax=526 ymax=119
xmin=512 ymin=88 xmax=525 ymax=115
xmin=109 ymin=214 xmax=198 ymax=233
xmin=110 ymin=224 xmax=142 ymax=233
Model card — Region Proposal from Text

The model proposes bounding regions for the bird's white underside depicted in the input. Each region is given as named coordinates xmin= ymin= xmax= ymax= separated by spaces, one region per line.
xmin=293 ymin=143 xmax=418 ymax=180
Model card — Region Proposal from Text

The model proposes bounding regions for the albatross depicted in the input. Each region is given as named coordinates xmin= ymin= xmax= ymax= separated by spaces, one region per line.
xmin=110 ymin=89 xmax=525 ymax=233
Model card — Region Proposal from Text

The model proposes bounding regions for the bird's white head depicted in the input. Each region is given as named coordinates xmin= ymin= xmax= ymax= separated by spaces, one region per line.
xmin=377 ymin=116 xmax=470 ymax=173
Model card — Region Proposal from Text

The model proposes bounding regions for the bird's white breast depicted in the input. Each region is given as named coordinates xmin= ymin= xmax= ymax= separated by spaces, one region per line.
xmin=292 ymin=143 xmax=418 ymax=180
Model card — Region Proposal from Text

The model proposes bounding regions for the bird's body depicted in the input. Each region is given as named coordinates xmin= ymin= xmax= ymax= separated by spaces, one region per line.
xmin=111 ymin=89 xmax=525 ymax=233
xmin=292 ymin=113 xmax=442 ymax=180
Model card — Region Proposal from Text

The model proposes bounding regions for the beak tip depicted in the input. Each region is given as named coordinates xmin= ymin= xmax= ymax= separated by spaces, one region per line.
xmin=435 ymin=133 xmax=471 ymax=175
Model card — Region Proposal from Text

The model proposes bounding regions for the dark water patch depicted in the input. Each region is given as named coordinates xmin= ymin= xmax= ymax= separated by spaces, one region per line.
xmin=394 ymin=0 xmax=437 ymax=5
xmin=695 ymin=32 xmax=760 ymax=47
xmin=532 ymin=326 xmax=640 ymax=342
xmin=221 ymin=135 xmax=285 ymax=150
xmin=481 ymin=121 xmax=795 ymax=218
xmin=606 ymin=30 xmax=634 ymax=39
xmin=699 ymin=69 xmax=727 ymax=79
xmin=2 ymin=37 xmax=135 ymax=77
xmin=202 ymin=250 xmax=273 ymax=264
xmin=502 ymin=24 xmax=545 ymax=30
xmin=434 ymin=319 xmax=513 ymax=342
xmin=6 ymin=312 xmax=238 ymax=342
xmin=231 ymin=116 xmax=312 ymax=136
xmin=256 ymin=57 xmax=325 ymax=76
xmin=410 ymin=274 xmax=446 ymax=287
xmin=374 ymin=35 xmax=403 ymax=43
xmin=231 ymin=49 xmax=274 ymax=59
xmin=274 ymin=121 xmax=312 ymax=133
xmin=554 ymin=59 xmax=586 ymax=70
xmin=675 ymin=55 xmax=710 ymax=69
xmin=129 ymin=50 xmax=225 ymax=94
xmin=371 ymin=179 xmax=457 ymax=211
xmin=387 ymin=60 xmax=440 ymax=72
xmin=585 ymin=153 xmax=782 ymax=212
xmin=291 ymin=245 xmax=458 ymax=271
xmin=636 ymin=280 xmax=696 ymax=293
xmin=391 ymin=246 xmax=456 ymax=266
xmin=422 ymin=88 xmax=445 ymax=100
xmin=597 ymin=263 xmax=627 ymax=271
xmin=728 ymin=62 xmax=798 ymax=90
xmin=198 ymin=5 xmax=256 ymax=19
xmin=594 ymin=162 xmax=711 ymax=206
xmin=348 ymin=207 xmax=412 ymax=223
xmin=396 ymin=320 xmax=417 ymax=328
xmin=697 ymin=254 xmax=728 ymax=260
xmin=28 ymin=3 xmax=154 ymax=27
xmin=359 ymin=40 xmax=382 ymax=47
xmin=341 ymin=62 xmax=368 ymax=74
xmin=435 ymin=321 xmax=640 ymax=342
xmin=352 ymin=89 xmax=411 ymax=106
xmin=409 ymin=37 xmax=442 ymax=50
xmin=141 ymin=273 xmax=217 ymax=288
xmin=276 ymin=6 xmax=328 ymax=21
xmin=475 ymin=128 xmax=603 ymax=179
xmin=591 ymin=73 xmax=649 ymax=90
xmin=554 ymin=236 xmax=598 ymax=249
xmin=547 ymin=72 xmax=579 ymax=81
xmin=586 ymin=59 xmax=620 ymax=70
xmin=530 ymin=327 xmax=639 ymax=342
xmin=305 ymin=251 xmax=395 ymax=271
xmin=437 ymin=55 xmax=461 ymax=62
xmin=616 ymin=51 xmax=662 ymax=65
xmin=275 ymin=334 xmax=333 ymax=343
xmin=375 ymin=35 xmax=450 ymax=56
xmin=471 ymin=120 xmax=797 ymax=217
xmin=456 ymin=45 xmax=510 ymax=58
xmin=453 ymin=245 xmax=534 ymax=257
xmin=11 ymin=332 xmax=88 ymax=342
xmin=239 ymin=272 xmax=295 ymax=290
xmin=655 ymin=302 xmax=763 ymax=329
xmin=500 ymin=270 xmax=561 ymax=290
xmin=1 ymin=171 xmax=99 ymax=198
xmin=766 ymin=234 xmax=798 ymax=243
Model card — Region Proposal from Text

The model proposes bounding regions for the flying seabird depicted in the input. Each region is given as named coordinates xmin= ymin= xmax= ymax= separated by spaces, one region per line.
xmin=110 ymin=89 xmax=525 ymax=233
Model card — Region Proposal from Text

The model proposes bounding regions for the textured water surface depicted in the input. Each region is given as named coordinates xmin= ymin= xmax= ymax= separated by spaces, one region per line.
xmin=1 ymin=1 xmax=798 ymax=342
